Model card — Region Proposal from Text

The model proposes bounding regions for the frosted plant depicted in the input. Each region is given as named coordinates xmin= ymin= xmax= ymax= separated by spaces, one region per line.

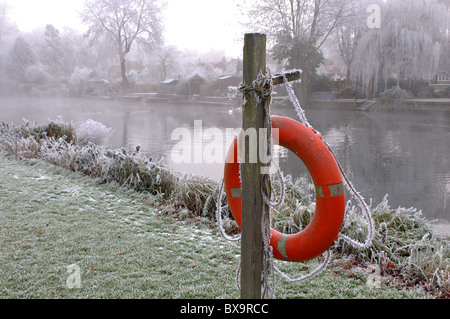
xmin=227 ymin=86 xmax=239 ymax=100
xmin=76 ymin=119 xmax=113 ymax=146
xmin=69 ymin=67 xmax=91 ymax=87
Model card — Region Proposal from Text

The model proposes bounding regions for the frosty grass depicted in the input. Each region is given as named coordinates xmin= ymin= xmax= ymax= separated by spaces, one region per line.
xmin=0 ymin=154 xmax=428 ymax=299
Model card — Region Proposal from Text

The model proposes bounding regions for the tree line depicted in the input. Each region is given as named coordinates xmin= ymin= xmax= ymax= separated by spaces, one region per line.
xmin=0 ymin=0 xmax=238 ymax=97
xmin=241 ymin=0 xmax=449 ymax=99
xmin=1 ymin=0 xmax=449 ymax=99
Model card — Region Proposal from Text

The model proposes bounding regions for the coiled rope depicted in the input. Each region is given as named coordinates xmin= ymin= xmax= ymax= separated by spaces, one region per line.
xmin=282 ymin=71 xmax=375 ymax=250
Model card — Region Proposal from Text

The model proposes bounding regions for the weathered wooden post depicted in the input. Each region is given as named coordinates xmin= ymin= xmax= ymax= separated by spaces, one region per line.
xmin=239 ymin=34 xmax=302 ymax=299
xmin=240 ymin=33 xmax=267 ymax=299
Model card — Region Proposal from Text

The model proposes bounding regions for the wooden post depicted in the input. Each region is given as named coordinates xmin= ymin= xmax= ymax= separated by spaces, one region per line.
xmin=240 ymin=33 xmax=267 ymax=299
xmin=239 ymin=34 xmax=301 ymax=299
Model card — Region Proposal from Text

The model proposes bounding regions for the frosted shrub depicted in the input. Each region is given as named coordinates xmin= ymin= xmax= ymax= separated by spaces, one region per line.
xmin=172 ymin=173 xmax=217 ymax=215
xmin=0 ymin=120 xmax=172 ymax=196
xmin=0 ymin=120 xmax=75 ymax=158
xmin=76 ymin=119 xmax=113 ymax=146
xmin=377 ymin=86 xmax=410 ymax=109
xmin=1 ymin=119 xmax=220 ymax=214
xmin=25 ymin=63 xmax=49 ymax=85
xmin=69 ymin=67 xmax=91 ymax=83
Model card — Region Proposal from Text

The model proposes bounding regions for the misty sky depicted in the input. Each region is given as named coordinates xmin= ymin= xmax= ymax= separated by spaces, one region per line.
xmin=3 ymin=0 xmax=244 ymax=57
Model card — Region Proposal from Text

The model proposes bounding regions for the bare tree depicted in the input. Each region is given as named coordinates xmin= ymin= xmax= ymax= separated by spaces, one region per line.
xmin=241 ymin=0 xmax=346 ymax=99
xmin=0 ymin=2 xmax=9 ymax=44
xmin=0 ymin=2 xmax=18 ymax=45
xmin=81 ymin=0 xmax=165 ymax=90
xmin=155 ymin=45 xmax=180 ymax=81
xmin=7 ymin=36 xmax=37 ymax=83
xmin=333 ymin=0 xmax=369 ymax=89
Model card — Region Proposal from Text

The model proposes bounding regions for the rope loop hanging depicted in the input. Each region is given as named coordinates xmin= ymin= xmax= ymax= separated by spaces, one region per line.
xmin=281 ymin=72 xmax=375 ymax=250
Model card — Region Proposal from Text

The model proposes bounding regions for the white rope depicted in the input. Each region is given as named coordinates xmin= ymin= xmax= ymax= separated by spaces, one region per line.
xmin=335 ymin=153 xmax=374 ymax=249
xmin=260 ymin=69 xmax=276 ymax=299
xmin=261 ymin=200 xmax=275 ymax=299
xmin=214 ymin=179 xmax=241 ymax=242
xmin=261 ymin=161 xmax=332 ymax=288
xmin=282 ymin=71 xmax=374 ymax=251
xmin=274 ymin=250 xmax=331 ymax=283
xmin=261 ymin=154 xmax=285 ymax=208
xmin=282 ymin=71 xmax=310 ymax=127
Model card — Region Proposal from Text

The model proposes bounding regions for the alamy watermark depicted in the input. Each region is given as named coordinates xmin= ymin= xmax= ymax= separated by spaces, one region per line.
xmin=366 ymin=264 xmax=383 ymax=289
xmin=170 ymin=120 xmax=280 ymax=174
xmin=367 ymin=4 xmax=381 ymax=29
xmin=66 ymin=264 xmax=81 ymax=289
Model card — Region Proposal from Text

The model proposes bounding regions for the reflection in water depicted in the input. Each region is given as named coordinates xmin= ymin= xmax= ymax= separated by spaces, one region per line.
xmin=1 ymin=96 xmax=449 ymax=223
xmin=280 ymin=107 xmax=450 ymax=223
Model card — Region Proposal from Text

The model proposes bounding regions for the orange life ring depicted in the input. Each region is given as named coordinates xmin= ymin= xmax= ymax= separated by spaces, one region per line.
xmin=224 ymin=116 xmax=346 ymax=262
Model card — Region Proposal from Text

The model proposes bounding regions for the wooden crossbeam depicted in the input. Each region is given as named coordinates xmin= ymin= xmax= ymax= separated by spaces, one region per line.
xmin=272 ymin=69 xmax=302 ymax=86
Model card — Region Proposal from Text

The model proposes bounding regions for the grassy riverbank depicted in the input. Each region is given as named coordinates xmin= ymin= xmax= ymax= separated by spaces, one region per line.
xmin=0 ymin=154 xmax=238 ymax=298
xmin=1 ymin=119 xmax=449 ymax=299
xmin=0 ymin=154 xmax=430 ymax=299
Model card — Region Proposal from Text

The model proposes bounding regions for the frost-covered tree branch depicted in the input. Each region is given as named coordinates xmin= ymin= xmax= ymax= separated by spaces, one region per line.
xmin=81 ymin=0 xmax=165 ymax=90
xmin=240 ymin=0 xmax=347 ymax=99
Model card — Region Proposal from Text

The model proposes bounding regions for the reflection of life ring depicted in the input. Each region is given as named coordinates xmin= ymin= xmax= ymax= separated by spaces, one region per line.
xmin=224 ymin=116 xmax=346 ymax=262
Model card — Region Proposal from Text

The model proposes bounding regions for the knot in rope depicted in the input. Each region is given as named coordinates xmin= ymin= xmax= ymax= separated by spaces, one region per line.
xmin=239 ymin=69 xmax=273 ymax=102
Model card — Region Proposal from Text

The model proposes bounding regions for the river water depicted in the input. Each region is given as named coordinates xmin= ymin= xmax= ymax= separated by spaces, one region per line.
xmin=1 ymin=96 xmax=449 ymax=226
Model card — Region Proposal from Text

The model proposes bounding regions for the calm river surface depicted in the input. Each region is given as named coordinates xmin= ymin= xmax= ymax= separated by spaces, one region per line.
xmin=1 ymin=96 xmax=449 ymax=225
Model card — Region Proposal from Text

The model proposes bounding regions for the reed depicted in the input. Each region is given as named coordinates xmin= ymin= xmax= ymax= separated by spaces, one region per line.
xmin=0 ymin=120 xmax=212 ymax=215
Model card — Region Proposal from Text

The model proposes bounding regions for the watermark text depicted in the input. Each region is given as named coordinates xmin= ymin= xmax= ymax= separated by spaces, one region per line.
xmin=170 ymin=120 xmax=280 ymax=174
xmin=367 ymin=4 xmax=381 ymax=29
